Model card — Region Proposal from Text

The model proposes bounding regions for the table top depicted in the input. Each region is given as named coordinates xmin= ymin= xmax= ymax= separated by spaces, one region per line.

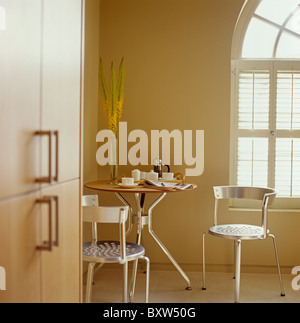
xmin=84 ymin=180 xmax=197 ymax=194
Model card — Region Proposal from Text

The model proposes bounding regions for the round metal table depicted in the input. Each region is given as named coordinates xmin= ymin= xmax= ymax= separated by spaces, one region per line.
xmin=84 ymin=180 xmax=197 ymax=301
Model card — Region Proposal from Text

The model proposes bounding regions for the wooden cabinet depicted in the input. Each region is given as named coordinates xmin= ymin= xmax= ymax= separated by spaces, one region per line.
xmin=0 ymin=0 xmax=83 ymax=303
xmin=40 ymin=181 xmax=80 ymax=303
xmin=0 ymin=192 xmax=41 ymax=303
xmin=0 ymin=0 xmax=83 ymax=198
xmin=0 ymin=0 xmax=41 ymax=199
xmin=0 ymin=180 xmax=81 ymax=303
xmin=41 ymin=0 xmax=83 ymax=183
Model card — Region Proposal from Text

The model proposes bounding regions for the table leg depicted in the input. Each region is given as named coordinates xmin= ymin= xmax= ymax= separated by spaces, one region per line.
xmin=147 ymin=193 xmax=192 ymax=290
xmin=134 ymin=193 xmax=145 ymax=244
xmin=115 ymin=191 xmax=192 ymax=302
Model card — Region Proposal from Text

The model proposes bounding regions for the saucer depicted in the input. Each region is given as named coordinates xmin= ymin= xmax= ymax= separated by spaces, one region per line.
xmin=117 ymin=183 xmax=139 ymax=189
xmin=159 ymin=178 xmax=177 ymax=181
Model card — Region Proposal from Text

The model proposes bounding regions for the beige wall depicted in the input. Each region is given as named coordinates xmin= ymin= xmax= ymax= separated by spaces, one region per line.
xmin=84 ymin=0 xmax=300 ymax=273
xmin=83 ymin=0 xmax=100 ymax=186
xmin=83 ymin=0 xmax=100 ymax=251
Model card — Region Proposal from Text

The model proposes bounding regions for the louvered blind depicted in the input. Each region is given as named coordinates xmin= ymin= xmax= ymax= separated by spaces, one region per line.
xmin=276 ymin=73 xmax=300 ymax=130
xmin=275 ymin=138 xmax=300 ymax=197
xmin=238 ymin=73 xmax=270 ymax=130
xmin=235 ymin=68 xmax=300 ymax=198
xmin=236 ymin=71 xmax=270 ymax=188
xmin=237 ymin=137 xmax=268 ymax=187
xmin=275 ymin=71 xmax=300 ymax=197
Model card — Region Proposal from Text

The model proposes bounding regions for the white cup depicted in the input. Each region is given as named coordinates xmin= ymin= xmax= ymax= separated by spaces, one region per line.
xmin=146 ymin=171 xmax=158 ymax=181
xmin=131 ymin=169 xmax=140 ymax=181
xmin=140 ymin=171 xmax=146 ymax=180
xmin=122 ymin=177 xmax=134 ymax=185
xmin=162 ymin=172 xmax=174 ymax=180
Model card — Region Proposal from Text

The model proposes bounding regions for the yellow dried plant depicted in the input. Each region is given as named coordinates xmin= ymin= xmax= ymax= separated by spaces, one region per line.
xmin=99 ymin=57 xmax=125 ymax=137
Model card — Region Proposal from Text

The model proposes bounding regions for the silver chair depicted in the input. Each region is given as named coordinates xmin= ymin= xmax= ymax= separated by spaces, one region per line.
xmin=202 ymin=186 xmax=285 ymax=303
xmin=82 ymin=195 xmax=150 ymax=303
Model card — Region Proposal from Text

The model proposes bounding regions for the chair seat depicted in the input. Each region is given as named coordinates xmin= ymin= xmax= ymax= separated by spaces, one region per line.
xmin=82 ymin=241 xmax=145 ymax=263
xmin=209 ymin=224 xmax=268 ymax=240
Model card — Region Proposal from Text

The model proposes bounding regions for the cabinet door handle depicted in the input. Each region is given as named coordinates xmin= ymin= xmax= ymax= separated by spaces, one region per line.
xmin=36 ymin=196 xmax=53 ymax=251
xmin=36 ymin=196 xmax=59 ymax=251
xmin=53 ymin=130 xmax=59 ymax=182
xmin=35 ymin=130 xmax=59 ymax=183
xmin=53 ymin=195 xmax=59 ymax=247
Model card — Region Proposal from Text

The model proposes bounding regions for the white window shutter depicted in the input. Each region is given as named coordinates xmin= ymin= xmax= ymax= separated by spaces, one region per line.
xmin=238 ymin=73 xmax=270 ymax=130
xmin=275 ymin=71 xmax=300 ymax=197
xmin=234 ymin=66 xmax=300 ymax=200
xmin=275 ymin=138 xmax=300 ymax=197
xmin=237 ymin=137 xmax=269 ymax=187
xmin=276 ymin=72 xmax=300 ymax=130
xmin=236 ymin=70 xmax=270 ymax=188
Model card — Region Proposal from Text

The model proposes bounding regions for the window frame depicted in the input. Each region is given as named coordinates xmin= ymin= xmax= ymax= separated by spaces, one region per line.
xmin=230 ymin=0 xmax=300 ymax=210
xmin=232 ymin=0 xmax=300 ymax=60
xmin=230 ymin=60 xmax=300 ymax=210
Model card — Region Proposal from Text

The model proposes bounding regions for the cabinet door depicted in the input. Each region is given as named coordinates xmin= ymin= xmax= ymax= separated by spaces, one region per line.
xmin=0 ymin=192 xmax=41 ymax=303
xmin=40 ymin=180 xmax=80 ymax=303
xmin=0 ymin=0 xmax=41 ymax=199
xmin=40 ymin=0 xmax=83 ymax=184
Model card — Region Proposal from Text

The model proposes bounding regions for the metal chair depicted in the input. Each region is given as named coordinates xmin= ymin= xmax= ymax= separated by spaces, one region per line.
xmin=82 ymin=195 xmax=150 ymax=303
xmin=202 ymin=186 xmax=285 ymax=303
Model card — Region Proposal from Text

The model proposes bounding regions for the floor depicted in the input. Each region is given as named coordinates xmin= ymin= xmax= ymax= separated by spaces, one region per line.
xmin=83 ymin=266 xmax=300 ymax=303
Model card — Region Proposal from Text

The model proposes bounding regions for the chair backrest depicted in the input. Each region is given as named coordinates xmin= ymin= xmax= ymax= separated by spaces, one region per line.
xmin=213 ymin=186 xmax=277 ymax=238
xmin=82 ymin=195 xmax=129 ymax=262
xmin=82 ymin=195 xmax=99 ymax=207
xmin=83 ymin=205 xmax=129 ymax=224
xmin=82 ymin=195 xmax=128 ymax=224
xmin=214 ymin=186 xmax=276 ymax=204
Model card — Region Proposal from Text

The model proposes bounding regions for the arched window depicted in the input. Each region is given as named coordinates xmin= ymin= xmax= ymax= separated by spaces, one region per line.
xmin=230 ymin=0 xmax=300 ymax=209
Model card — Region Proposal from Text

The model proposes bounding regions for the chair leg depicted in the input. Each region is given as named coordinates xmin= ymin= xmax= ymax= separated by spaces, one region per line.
xmin=129 ymin=259 xmax=138 ymax=302
xmin=123 ymin=261 xmax=128 ymax=303
xmin=234 ymin=239 xmax=241 ymax=303
xmin=202 ymin=232 xmax=208 ymax=290
xmin=268 ymin=234 xmax=285 ymax=296
xmin=233 ymin=240 xmax=236 ymax=279
xmin=142 ymin=256 xmax=150 ymax=303
xmin=86 ymin=262 xmax=96 ymax=303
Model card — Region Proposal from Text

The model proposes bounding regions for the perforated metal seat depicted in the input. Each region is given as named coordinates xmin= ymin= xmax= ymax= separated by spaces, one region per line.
xmin=209 ymin=224 xmax=268 ymax=240
xmin=83 ymin=241 xmax=145 ymax=263
xmin=82 ymin=195 xmax=150 ymax=303
xmin=202 ymin=186 xmax=285 ymax=303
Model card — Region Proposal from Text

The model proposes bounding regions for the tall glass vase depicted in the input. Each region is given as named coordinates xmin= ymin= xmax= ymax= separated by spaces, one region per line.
xmin=109 ymin=137 xmax=118 ymax=184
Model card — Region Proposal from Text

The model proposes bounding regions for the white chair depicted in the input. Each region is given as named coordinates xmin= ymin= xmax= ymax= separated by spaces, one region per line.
xmin=82 ymin=195 xmax=150 ymax=303
xmin=202 ymin=186 xmax=285 ymax=303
